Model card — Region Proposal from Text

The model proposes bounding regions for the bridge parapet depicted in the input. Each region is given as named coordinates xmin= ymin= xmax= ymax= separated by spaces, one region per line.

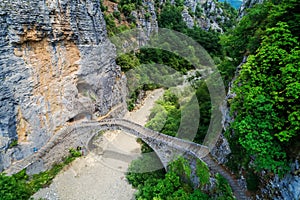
xmin=4 ymin=119 xmax=248 ymax=200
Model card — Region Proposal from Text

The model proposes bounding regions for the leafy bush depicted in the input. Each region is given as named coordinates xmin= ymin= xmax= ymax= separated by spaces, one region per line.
xmin=213 ymin=173 xmax=235 ymax=199
xmin=9 ymin=139 xmax=18 ymax=148
xmin=69 ymin=148 xmax=82 ymax=158
xmin=116 ymin=53 xmax=140 ymax=72
xmin=113 ymin=11 xmax=121 ymax=22
xmin=119 ymin=3 xmax=135 ymax=17
xmin=230 ymin=21 xmax=299 ymax=175
xmin=0 ymin=148 xmax=82 ymax=200
xmin=0 ymin=171 xmax=31 ymax=200
xmin=127 ymin=156 xmax=211 ymax=200
xmin=196 ymin=159 xmax=210 ymax=187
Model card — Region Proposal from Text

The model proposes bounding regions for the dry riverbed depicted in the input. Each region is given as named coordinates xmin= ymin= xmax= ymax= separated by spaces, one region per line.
xmin=33 ymin=88 xmax=164 ymax=200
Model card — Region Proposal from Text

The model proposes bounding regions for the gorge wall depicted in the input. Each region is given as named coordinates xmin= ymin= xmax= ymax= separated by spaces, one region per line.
xmin=238 ymin=0 xmax=264 ymax=17
xmin=0 ymin=0 xmax=127 ymax=171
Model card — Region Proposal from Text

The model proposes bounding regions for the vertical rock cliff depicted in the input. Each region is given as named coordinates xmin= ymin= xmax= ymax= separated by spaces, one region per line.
xmin=0 ymin=0 xmax=127 ymax=171
xmin=238 ymin=0 xmax=264 ymax=17
xmin=182 ymin=0 xmax=237 ymax=33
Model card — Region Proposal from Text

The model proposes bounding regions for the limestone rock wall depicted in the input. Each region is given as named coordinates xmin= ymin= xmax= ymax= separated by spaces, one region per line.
xmin=182 ymin=0 xmax=234 ymax=33
xmin=0 ymin=0 xmax=127 ymax=171
xmin=133 ymin=0 xmax=158 ymax=37
xmin=238 ymin=0 xmax=264 ymax=17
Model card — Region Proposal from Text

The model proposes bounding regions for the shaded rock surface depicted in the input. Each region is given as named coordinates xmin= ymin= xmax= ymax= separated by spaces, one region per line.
xmin=258 ymin=161 xmax=300 ymax=200
xmin=0 ymin=0 xmax=127 ymax=171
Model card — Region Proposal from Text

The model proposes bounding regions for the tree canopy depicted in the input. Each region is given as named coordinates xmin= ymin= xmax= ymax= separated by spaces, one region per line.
xmin=227 ymin=0 xmax=300 ymax=175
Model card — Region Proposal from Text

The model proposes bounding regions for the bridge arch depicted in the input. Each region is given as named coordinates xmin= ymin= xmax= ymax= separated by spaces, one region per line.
xmin=73 ymin=119 xmax=249 ymax=199
xmin=4 ymin=119 xmax=248 ymax=199
xmin=84 ymin=119 xmax=209 ymax=171
xmin=85 ymin=121 xmax=169 ymax=171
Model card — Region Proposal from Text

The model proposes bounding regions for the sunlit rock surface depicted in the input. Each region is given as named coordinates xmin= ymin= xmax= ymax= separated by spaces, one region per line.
xmin=0 ymin=0 xmax=127 ymax=171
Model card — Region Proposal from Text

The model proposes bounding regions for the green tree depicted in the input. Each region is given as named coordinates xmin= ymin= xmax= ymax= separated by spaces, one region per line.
xmin=158 ymin=5 xmax=187 ymax=32
xmin=230 ymin=22 xmax=300 ymax=174
xmin=129 ymin=156 xmax=207 ymax=200
xmin=0 ymin=171 xmax=31 ymax=200
xmin=116 ymin=52 xmax=140 ymax=72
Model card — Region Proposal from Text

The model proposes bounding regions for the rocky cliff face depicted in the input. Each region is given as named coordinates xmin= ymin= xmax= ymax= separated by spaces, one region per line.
xmin=238 ymin=0 xmax=264 ymax=17
xmin=0 ymin=0 xmax=127 ymax=171
xmin=258 ymin=162 xmax=300 ymax=200
xmin=133 ymin=0 xmax=158 ymax=37
xmin=182 ymin=0 xmax=236 ymax=33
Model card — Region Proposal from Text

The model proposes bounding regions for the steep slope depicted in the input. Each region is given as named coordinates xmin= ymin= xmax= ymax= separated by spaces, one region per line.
xmin=183 ymin=0 xmax=237 ymax=32
xmin=102 ymin=0 xmax=237 ymax=35
xmin=222 ymin=0 xmax=300 ymax=198
xmin=0 ymin=0 xmax=127 ymax=171
xmin=238 ymin=0 xmax=264 ymax=17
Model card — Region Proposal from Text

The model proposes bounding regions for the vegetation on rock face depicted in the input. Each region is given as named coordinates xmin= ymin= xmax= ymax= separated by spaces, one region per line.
xmin=212 ymin=1 xmax=239 ymax=31
xmin=157 ymin=4 xmax=187 ymax=32
xmin=230 ymin=22 xmax=300 ymax=174
xmin=8 ymin=139 xmax=18 ymax=148
xmin=126 ymin=144 xmax=234 ymax=200
xmin=100 ymin=0 xmax=132 ymax=36
xmin=223 ymin=0 xmax=300 ymax=178
xmin=157 ymin=4 xmax=223 ymax=57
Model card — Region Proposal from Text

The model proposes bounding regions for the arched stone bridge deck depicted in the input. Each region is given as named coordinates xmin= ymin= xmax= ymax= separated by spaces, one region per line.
xmin=96 ymin=119 xmax=210 ymax=166
xmin=4 ymin=119 xmax=249 ymax=200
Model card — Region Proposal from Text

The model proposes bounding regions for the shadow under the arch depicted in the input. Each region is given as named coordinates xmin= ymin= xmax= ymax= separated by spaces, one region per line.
xmin=87 ymin=130 xmax=165 ymax=173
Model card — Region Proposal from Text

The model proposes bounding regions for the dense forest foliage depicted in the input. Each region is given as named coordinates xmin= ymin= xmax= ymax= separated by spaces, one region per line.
xmin=126 ymin=139 xmax=235 ymax=199
xmin=222 ymin=0 xmax=300 ymax=178
xmin=145 ymin=85 xmax=211 ymax=144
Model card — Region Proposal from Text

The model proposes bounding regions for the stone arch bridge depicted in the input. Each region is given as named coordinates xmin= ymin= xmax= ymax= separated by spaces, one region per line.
xmin=4 ymin=119 xmax=248 ymax=200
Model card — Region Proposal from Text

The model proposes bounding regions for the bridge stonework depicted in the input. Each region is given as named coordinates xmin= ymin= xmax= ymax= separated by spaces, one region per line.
xmin=4 ymin=119 xmax=249 ymax=200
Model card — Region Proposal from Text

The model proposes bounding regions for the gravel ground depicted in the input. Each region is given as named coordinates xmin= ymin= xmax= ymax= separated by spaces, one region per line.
xmin=32 ymin=89 xmax=164 ymax=200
